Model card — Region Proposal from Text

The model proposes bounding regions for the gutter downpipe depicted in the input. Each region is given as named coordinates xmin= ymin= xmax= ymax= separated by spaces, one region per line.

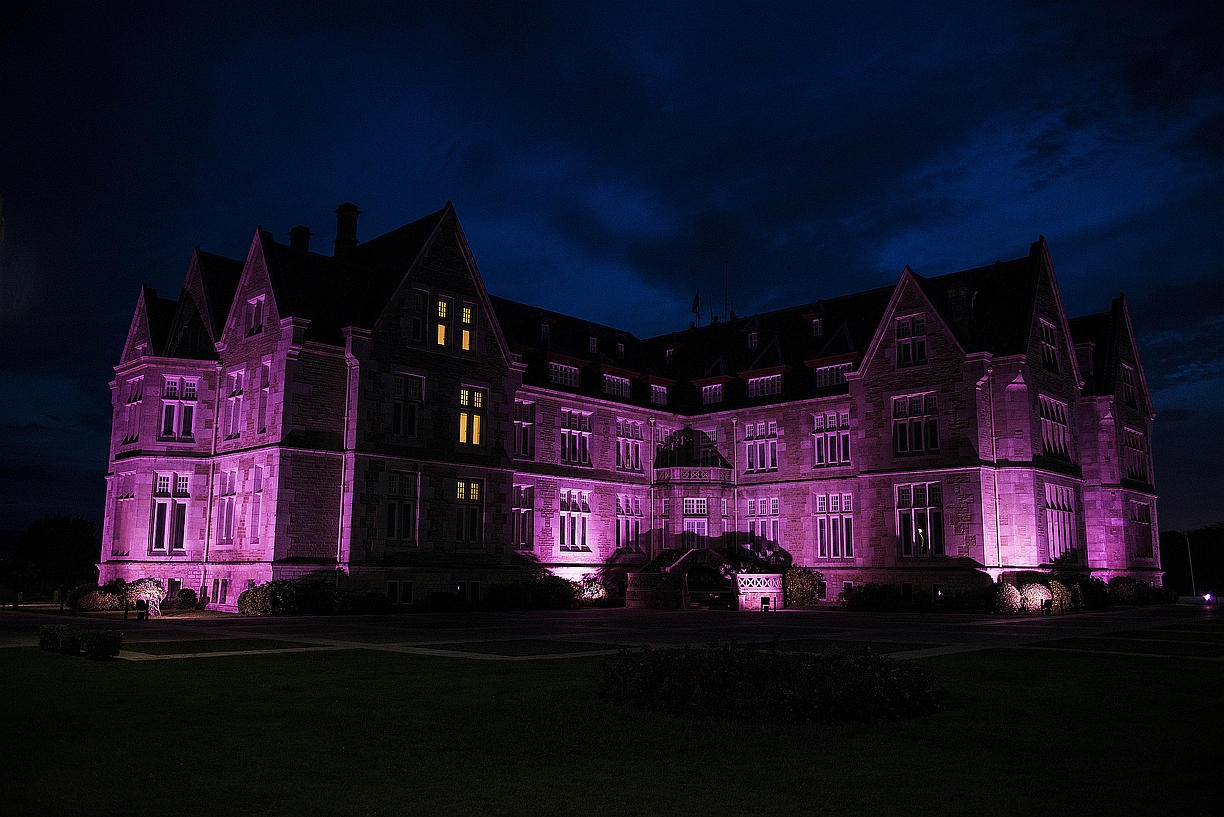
xmin=201 ymin=361 xmax=222 ymax=599
xmin=989 ymin=367 xmax=1002 ymax=573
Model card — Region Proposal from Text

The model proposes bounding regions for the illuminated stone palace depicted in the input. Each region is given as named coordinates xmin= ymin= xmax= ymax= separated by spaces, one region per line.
xmin=99 ymin=203 xmax=1162 ymax=609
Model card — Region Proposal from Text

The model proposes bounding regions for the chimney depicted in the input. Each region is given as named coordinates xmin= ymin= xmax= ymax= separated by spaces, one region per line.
xmin=333 ymin=202 xmax=362 ymax=259
xmin=288 ymin=225 xmax=313 ymax=251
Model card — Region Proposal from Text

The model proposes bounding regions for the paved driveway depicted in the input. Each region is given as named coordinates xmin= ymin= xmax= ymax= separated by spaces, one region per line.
xmin=2 ymin=603 xmax=1220 ymax=660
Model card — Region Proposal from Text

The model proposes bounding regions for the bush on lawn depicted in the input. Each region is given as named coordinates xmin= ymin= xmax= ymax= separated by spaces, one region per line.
xmin=600 ymin=642 xmax=943 ymax=723
xmin=81 ymin=630 xmax=123 ymax=659
xmin=993 ymin=582 xmax=1022 ymax=613
xmin=575 ymin=573 xmax=607 ymax=604
xmin=125 ymin=578 xmax=167 ymax=616
xmin=39 ymin=624 xmax=83 ymax=655
xmin=237 ymin=579 xmax=388 ymax=615
xmin=785 ymin=568 xmax=824 ymax=607
xmin=1108 ymin=577 xmax=1177 ymax=606
xmin=483 ymin=576 xmax=578 ymax=610
xmin=840 ymin=582 xmax=902 ymax=612
xmin=70 ymin=586 xmax=124 ymax=612
xmin=173 ymin=588 xmax=198 ymax=610
xmin=1019 ymin=583 xmax=1053 ymax=613
xmin=1049 ymin=579 xmax=1072 ymax=613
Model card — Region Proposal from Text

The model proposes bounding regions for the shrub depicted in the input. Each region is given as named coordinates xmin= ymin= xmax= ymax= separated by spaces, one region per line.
xmin=73 ymin=589 xmax=124 ymax=612
xmin=173 ymin=588 xmax=198 ymax=610
xmin=1049 ymin=579 xmax=1072 ymax=613
xmin=101 ymin=578 xmax=128 ymax=597
xmin=1070 ymin=576 xmax=1111 ymax=610
xmin=39 ymin=624 xmax=83 ymax=655
xmin=484 ymin=576 xmax=577 ymax=611
xmin=1108 ymin=577 xmax=1177 ymax=606
xmin=993 ymin=582 xmax=1021 ymax=613
xmin=81 ymin=630 xmax=123 ymax=659
xmin=66 ymin=584 xmax=95 ymax=610
xmin=1019 ymin=583 xmax=1053 ymax=613
xmin=939 ymin=584 xmax=997 ymax=613
xmin=237 ymin=583 xmax=273 ymax=616
xmin=840 ymin=582 xmax=902 ymax=612
xmin=785 ymin=568 xmax=824 ymax=607
xmin=600 ymin=642 xmax=943 ymax=724
xmin=576 ymin=574 xmax=607 ymax=603
xmin=125 ymin=578 xmax=167 ymax=616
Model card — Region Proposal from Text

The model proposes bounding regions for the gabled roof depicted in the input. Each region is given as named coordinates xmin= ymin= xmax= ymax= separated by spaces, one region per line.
xmin=1070 ymin=303 xmax=1118 ymax=396
xmin=144 ymin=286 xmax=178 ymax=356
xmin=196 ymin=250 xmax=244 ymax=340
xmin=914 ymin=252 xmax=1041 ymax=357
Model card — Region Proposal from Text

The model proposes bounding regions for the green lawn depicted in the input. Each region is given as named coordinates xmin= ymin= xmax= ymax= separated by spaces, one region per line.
xmin=123 ymin=639 xmax=323 ymax=655
xmin=2 ymin=641 xmax=1219 ymax=816
xmin=425 ymin=639 xmax=617 ymax=655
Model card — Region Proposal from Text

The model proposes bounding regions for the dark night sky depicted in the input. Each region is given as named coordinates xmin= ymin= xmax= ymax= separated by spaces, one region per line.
xmin=1 ymin=1 xmax=1221 ymax=533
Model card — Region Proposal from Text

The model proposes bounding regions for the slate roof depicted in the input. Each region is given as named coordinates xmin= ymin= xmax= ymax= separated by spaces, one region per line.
xmin=1069 ymin=302 xmax=1118 ymax=396
xmin=142 ymin=286 xmax=179 ymax=356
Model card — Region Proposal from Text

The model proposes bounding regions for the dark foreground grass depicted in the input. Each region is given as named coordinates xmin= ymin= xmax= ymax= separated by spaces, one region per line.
xmin=123 ymin=639 xmax=323 ymax=655
xmin=770 ymin=638 xmax=941 ymax=654
xmin=2 ymin=645 xmax=1219 ymax=816
xmin=426 ymin=639 xmax=616 ymax=655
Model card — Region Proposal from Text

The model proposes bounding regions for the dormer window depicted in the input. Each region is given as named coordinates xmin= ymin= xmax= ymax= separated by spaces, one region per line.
xmin=1039 ymin=319 xmax=1059 ymax=373
xmin=246 ymin=296 xmax=265 ymax=337
xmin=541 ymin=323 xmax=550 ymax=341
xmin=589 ymin=336 xmax=598 ymax=353
xmin=812 ymin=318 xmax=823 ymax=336
xmin=436 ymin=297 xmax=452 ymax=347
xmin=748 ymin=332 xmax=758 ymax=349
xmin=617 ymin=342 xmax=625 ymax=358
xmin=461 ymin=304 xmax=475 ymax=353
xmin=666 ymin=348 xmax=675 ymax=361
xmin=896 ymin=315 xmax=927 ymax=367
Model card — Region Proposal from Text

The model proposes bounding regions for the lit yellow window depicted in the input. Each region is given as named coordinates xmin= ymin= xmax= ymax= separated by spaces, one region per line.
xmin=437 ymin=300 xmax=449 ymax=319
xmin=457 ymin=481 xmax=466 ymax=500
xmin=460 ymin=389 xmax=470 ymax=407
xmin=461 ymin=328 xmax=472 ymax=351
xmin=437 ymin=323 xmax=447 ymax=346
xmin=462 ymin=306 xmax=472 ymax=325
xmin=469 ymin=482 xmax=479 ymax=501
xmin=459 ymin=412 xmax=469 ymax=443
xmin=472 ymin=391 xmax=483 ymax=409
xmin=472 ymin=414 xmax=482 ymax=445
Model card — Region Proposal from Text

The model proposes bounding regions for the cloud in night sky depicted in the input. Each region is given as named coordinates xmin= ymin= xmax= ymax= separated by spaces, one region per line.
xmin=1 ymin=0 xmax=1221 ymax=531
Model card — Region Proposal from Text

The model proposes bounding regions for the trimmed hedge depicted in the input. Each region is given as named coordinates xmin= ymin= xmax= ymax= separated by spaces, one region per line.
xmin=81 ymin=630 xmax=124 ymax=659
xmin=39 ymin=625 xmax=122 ymax=658
xmin=600 ymin=642 xmax=943 ymax=723
xmin=483 ymin=576 xmax=578 ymax=611
xmin=236 ymin=580 xmax=389 ymax=616
xmin=173 ymin=588 xmax=198 ymax=610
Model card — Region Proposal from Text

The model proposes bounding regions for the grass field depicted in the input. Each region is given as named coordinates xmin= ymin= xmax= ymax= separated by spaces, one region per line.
xmin=2 ymin=631 xmax=1220 ymax=816
xmin=122 ymin=639 xmax=325 ymax=655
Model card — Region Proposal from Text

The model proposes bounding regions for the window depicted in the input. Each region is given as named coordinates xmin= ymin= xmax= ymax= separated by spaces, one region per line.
xmin=1039 ymin=395 xmax=1071 ymax=459
xmin=218 ymin=470 xmax=238 ymax=544
xmin=257 ymin=363 xmax=270 ymax=434
xmin=245 ymin=296 xmax=265 ymax=337
xmin=896 ymin=314 xmax=927 ymax=367
xmin=152 ymin=472 xmax=188 ymax=553
xmin=391 ymin=374 xmax=423 ymax=438
xmin=815 ymin=362 xmax=852 ymax=388
xmin=746 ymin=496 xmax=779 ymax=546
xmin=560 ymin=409 xmax=593 ymax=465
xmin=386 ymin=472 xmax=417 ymax=545
xmin=1123 ymin=428 xmax=1150 ymax=482
xmin=436 ymin=297 xmax=452 ymax=348
xmin=702 ymin=383 xmax=723 ymax=405
xmin=211 ymin=577 xmax=229 ymax=606
xmin=896 ymin=482 xmax=944 ymax=557
xmin=604 ymin=374 xmax=631 ymax=398
xmin=1128 ymin=501 xmax=1154 ymax=558
xmin=649 ymin=384 xmax=668 ymax=406
xmin=410 ymin=290 xmax=426 ymax=343
xmin=122 ymin=378 xmax=144 ymax=444
xmin=456 ymin=479 xmax=483 ymax=544
xmin=747 ymin=374 xmax=782 ymax=398
xmin=589 ymin=336 xmax=598 ymax=353
xmin=1045 ymin=483 xmax=1076 ymax=561
xmin=812 ymin=318 xmax=823 ymax=336
xmin=512 ymin=485 xmax=534 ymax=551
xmin=513 ymin=400 xmax=535 ymax=459
xmin=682 ymin=497 xmax=708 ymax=516
xmin=892 ymin=392 xmax=938 ymax=455
xmin=617 ymin=342 xmax=625 ymax=357
xmin=249 ymin=465 xmax=262 ymax=544
xmin=813 ymin=493 xmax=853 ymax=559
xmin=615 ymin=493 xmax=643 ymax=550
xmin=558 ymin=489 xmax=591 ymax=551
xmin=549 ymin=362 xmax=580 ymax=388
xmin=160 ymin=377 xmax=197 ymax=439
xmin=541 ymin=323 xmax=550 ymax=341
xmin=225 ymin=370 xmax=245 ymax=439
xmin=665 ymin=348 xmax=675 ymax=361
xmin=744 ymin=421 xmax=778 ymax=473
xmin=461 ymin=304 xmax=475 ymax=352
xmin=112 ymin=475 xmax=136 ymax=555
xmin=457 ymin=387 xmax=485 ymax=446
xmin=1039 ymin=319 xmax=1059 ymax=373
xmin=387 ymin=580 xmax=413 ymax=605
xmin=697 ymin=427 xmax=721 ymax=467
xmin=813 ymin=411 xmax=851 ymax=467
xmin=616 ymin=419 xmax=644 ymax=471
xmin=748 ymin=331 xmax=758 ymax=349
xmin=1121 ymin=364 xmax=1138 ymax=408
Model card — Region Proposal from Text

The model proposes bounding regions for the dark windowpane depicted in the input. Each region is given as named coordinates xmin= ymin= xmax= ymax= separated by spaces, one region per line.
xmin=915 ymin=509 xmax=929 ymax=554
xmin=930 ymin=509 xmax=944 ymax=555
xmin=911 ymin=419 xmax=924 ymax=451
xmin=926 ymin=417 xmax=939 ymax=450
xmin=900 ymin=511 xmax=913 ymax=556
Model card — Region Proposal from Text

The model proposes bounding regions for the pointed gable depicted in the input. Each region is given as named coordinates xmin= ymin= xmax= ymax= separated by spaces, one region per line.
xmin=119 ymin=286 xmax=176 ymax=364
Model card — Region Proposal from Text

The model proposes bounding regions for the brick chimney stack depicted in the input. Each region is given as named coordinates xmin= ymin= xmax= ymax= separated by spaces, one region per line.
xmin=333 ymin=203 xmax=361 ymax=259
xmin=288 ymin=225 xmax=313 ymax=251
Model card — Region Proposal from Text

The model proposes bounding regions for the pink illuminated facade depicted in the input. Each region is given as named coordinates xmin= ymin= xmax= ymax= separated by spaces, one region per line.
xmin=100 ymin=203 xmax=1161 ymax=609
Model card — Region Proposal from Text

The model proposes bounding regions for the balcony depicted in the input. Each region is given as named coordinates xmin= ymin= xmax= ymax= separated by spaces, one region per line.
xmin=653 ymin=466 xmax=734 ymax=485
